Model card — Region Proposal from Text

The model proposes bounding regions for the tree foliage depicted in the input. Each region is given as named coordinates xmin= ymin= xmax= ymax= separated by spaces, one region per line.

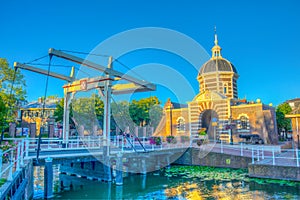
xmin=54 ymin=94 xmax=104 ymax=131
xmin=0 ymin=96 xmax=7 ymax=125
xmin=54 ymin=95 xmax=163 ymax=131
xmin=53 ymin=98 xmax=72 ymax=124
xmin=276 ymin=102 xmax=292 ymax=132
xmin=0 ymin=58 xmax=26 ymax=128
xmin=129 ymin=96 xmax=161 ymax=126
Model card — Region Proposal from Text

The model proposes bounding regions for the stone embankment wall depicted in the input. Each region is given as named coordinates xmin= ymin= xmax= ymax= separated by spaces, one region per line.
xmin=248 ymin=164 xmax=300 ymax=181
xmin=175 ymin=148 xmax=252 ymax=169
xmin=175 ymin=147 xmax=300 ymax=181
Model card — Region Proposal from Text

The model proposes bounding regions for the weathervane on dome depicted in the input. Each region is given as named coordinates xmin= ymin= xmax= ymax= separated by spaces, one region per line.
xmin=214 ymin=26 xmax=218 ymax=46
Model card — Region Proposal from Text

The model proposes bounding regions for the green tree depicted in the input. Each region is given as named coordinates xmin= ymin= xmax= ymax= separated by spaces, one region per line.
xmin=276 ymin=102 xmax=292 ymax=133
xmin=129 ymin=96 xmax=161 ymax=126
xmin=54 ymin=95 xmax=162 ymax=132
xmin=111 ymin=97 xmax=162 ymax=131
xmin=53 ymin=98 xmax=73 ymax=124
xmin=0 ymin=58 xmax=26 ymax=129
xmin=111 ymin=100 xmax=134 ymax=130
xmin=94 ymin=94 xmax=104 ymax=125
xmin=54 ymin=94 xmax=104 ymax=130
xmin=0 ymin=96 xmax=7 ymax=124
xmin=149 ymin=104 xmax=163 ymax=128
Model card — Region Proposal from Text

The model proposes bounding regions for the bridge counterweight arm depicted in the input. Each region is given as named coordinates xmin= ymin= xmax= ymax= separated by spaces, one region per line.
xmin=48 ymin=48 xmax=156 ymax=91
xmin=14 ymin=62 xmax=74 ymax=82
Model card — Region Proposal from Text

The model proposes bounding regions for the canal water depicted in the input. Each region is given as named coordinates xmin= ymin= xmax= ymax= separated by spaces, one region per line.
xmin=33 ymin=165 xmax=300 ymax=200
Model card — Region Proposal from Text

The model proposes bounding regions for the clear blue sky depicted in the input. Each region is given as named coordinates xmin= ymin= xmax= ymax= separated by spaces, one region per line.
xmin=1 ymin=0 xmax=300 ymax=106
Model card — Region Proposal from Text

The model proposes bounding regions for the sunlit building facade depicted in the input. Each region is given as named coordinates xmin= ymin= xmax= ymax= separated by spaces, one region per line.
xmin=155 ymin=33 xmax=278 ymax=144
xmin=20 ymin=97 xmax=59 ymax=136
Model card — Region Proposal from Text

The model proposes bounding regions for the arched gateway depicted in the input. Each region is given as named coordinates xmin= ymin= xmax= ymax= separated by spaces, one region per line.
xmin=199 ymin=109 xmax=218 ymax=139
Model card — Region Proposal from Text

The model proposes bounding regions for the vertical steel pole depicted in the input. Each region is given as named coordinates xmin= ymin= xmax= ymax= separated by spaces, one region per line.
xmin=8 ymin=151 xmax=13 ymax=181
xmin=20 ymin=140 xmax=24 ymax=166
xmin=25 ymin=138 xmax=29 ymax=158
xmin=272 ymin=149 xmax=275 ymax=165
xmin=103 ymin=56 xmax=112 ymax=156
xmin=62 ymin=92 xmax=71 ymax=147
xmin=16 ymin=142 xmax=21 ymax=171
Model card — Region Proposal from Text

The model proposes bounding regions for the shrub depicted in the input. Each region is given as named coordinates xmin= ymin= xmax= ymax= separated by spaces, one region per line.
xmin=0 ymin=141 xmax=17 ymax=163
xmin=149 ymin=137 xmax=162 ymax=145
xmin=198 ymin=128 xmax=207 ymax=136
xmin=166 ymin=136 xmax=177 ymax=144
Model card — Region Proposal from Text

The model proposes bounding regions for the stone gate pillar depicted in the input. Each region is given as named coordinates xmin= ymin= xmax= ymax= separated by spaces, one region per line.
xmin=9 ymin=123 xmax=16 ymax=137
xmin=48 ymin=123 xmax=54 ymax=138
xmin=29 ymin=123 xmax=36 ymax=138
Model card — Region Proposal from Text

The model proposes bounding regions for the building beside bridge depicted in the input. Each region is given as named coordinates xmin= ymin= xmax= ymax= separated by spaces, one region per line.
xmin=285 ymin=98 xmax=300 ymax=147
xmin=20 ymin=96 xmax=60 ymax=136
xmin=155 ymin=33 xmax=278 ymax=144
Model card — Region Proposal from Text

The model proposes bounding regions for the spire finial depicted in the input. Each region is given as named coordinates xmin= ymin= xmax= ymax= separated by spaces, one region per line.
xmin=211 ymin=26 xmax=222 ymax=59
xmin=214 ymin=26 xmax=218 ymax=45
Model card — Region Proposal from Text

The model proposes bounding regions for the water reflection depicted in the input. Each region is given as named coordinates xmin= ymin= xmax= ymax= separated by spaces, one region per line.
xmin=33 ymin=165 xmax=300 ymax=200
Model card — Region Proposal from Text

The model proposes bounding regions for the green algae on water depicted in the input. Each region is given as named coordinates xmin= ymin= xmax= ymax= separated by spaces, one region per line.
xmin=164 ymin=166 xmax=300 ymax=187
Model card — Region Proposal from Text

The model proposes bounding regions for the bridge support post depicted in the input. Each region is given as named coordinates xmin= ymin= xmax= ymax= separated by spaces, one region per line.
xmin=103 ymin=148 xmax=112 ymax=182
xmin=154 ymin=160 xmax=161 ymax=174
xmin=116 ymin=153 xmax=123 ymax=185
xmin=116 ymin=185 xmax=123 ymax=199
xmin=166 ymin=157 xmax=170 ymax=169
xmin=142 ymin=173 xmax=147 ymax=189
xmin=44 ymin=157 xmax=53 ymax=199
xmin=141 ymin=159 xmax=147 ymax=174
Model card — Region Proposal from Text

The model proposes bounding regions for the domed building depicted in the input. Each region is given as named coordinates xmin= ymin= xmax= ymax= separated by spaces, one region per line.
xmin=155 ymin=33 xmax=278 ymax=144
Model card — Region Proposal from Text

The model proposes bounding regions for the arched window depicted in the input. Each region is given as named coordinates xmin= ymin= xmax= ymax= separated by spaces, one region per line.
xmin=238 ymin=115 xmax=250 ymax=131
xmin=240 ymin=116 xmax=248 ymax=129
xmin=176 ymin=117 xmax=185 ymax=132
xmin=223 ymin=83 xmax=228 ymax=94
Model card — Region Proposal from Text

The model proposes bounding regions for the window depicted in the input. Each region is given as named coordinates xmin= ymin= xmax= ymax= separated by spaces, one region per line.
xmin=238 ymin=115 xmax=250 ymax=131
xmin=176 ymin=117 xmax=185 ymax=132
xmin=223 ymin=83 xmax=228 ymax=94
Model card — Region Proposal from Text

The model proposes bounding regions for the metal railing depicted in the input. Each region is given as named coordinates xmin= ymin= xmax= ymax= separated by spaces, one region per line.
xmin=111 ymin=135 xmax=191 ymax=153
xmin=1 ymin=135 xmax=299 ymax=183
xmin=0 ymin=140 xmax=25 ymax=181
xmin=253 ymin=148 xmax=300 ymax=167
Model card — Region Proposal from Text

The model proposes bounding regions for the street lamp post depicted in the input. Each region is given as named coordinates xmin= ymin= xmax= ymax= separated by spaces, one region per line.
xmin=212 ymin=118 xmax=218 ymax=142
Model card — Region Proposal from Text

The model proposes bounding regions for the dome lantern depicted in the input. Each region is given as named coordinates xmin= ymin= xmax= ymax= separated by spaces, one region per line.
xmin=197 ymin=29 xmax=239 ymax=99
xmin=212 ymin=28 xmax=222 ymax=59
